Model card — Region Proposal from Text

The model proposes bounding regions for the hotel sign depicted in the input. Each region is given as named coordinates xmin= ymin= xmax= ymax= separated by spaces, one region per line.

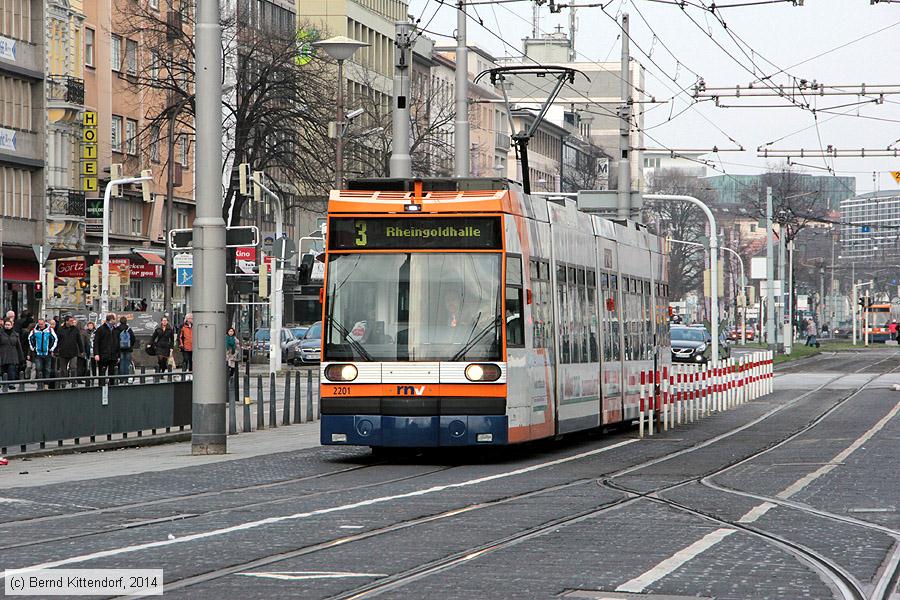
xmin=81 ymin=111 xmax=98 ymax=193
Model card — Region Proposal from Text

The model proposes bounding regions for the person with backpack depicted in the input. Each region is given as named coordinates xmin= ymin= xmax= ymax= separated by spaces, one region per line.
xmin=151 ymin=317 xmax=175 ymax=374
xmin=28 ymin=318 xmax=58 ymax=389
xmin=93 ymin=313 xmax=120 ymax=384
xmin=1 ymin=319 xmax=25 ymax=391
xmin=178 ymin=313 xmax=194 ymax=372
xmin=116 ymin=316 xmax=136 ymax=379
xmin=55 ymin=315 xmax=85 ymax=386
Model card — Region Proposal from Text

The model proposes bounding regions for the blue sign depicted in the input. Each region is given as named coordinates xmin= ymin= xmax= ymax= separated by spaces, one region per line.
xmin=860 ymin=225 xmax=871 ymax=233
xmin=176 ymin=267 xmax=193 ymax=287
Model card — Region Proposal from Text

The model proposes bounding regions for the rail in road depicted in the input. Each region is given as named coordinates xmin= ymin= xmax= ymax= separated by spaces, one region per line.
xmin=1 ymin=352 xmax=899 ymax=599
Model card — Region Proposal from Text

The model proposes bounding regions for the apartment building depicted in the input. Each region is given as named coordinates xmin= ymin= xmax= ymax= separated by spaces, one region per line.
xmin=0 ymin=0 xmax=45 ymax=315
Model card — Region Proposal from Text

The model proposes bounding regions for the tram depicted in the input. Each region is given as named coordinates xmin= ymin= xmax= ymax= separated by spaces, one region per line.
xmin=319 ymin=177 xmax=670 ymax=448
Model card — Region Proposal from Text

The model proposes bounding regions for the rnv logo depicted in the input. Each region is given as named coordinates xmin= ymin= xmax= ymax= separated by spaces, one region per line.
xmin=396 ymin=385 xmax=426 ymax=396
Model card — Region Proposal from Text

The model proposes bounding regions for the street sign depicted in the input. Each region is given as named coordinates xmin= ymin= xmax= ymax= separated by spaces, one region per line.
xmin=860 ymin=225 xmax=871 ymax=233
xmin=273 ymin=236 xmax=296 ymax=262
xmin=235 ymin=246 xmax=255 ymax=274
xmin=176 ymin=267 xmax=193 ymax=287
xmin=750 ymin=257 xmax=767 ymax=280
xmin=892 ymin=171 xmax=900 ymax=185
xmin=32 ymin=243 xmax=51 ymax=265
xmin=168 ymin=226 xmax=260 ymax=250
xmin=173 ymin=253 xmax=192 ymax=268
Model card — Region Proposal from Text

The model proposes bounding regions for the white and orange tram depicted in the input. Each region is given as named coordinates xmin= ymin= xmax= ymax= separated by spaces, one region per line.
xmin=319 ymin=178 xmax=670 ymax=448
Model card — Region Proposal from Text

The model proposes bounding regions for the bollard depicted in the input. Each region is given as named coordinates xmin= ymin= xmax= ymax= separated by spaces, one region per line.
xmin=662 ymin=366 xmax=669 ymax=432
xmin=639 ymin=370 xmax=646 ymax=438
xmin=229 ymin=368 xmax=238 ymax=435
xmin=269 ymin=372 xmax=277 ymax=428
xmin=293 ymin=371 xmax=302 ymax=424
xmin=282 ymin=371 xmax=292 ymax=425
xmin=242 ymin=378 xmax=252 ymax=433
xmin=306 ymin=370 xmax=314 ymax=423
xmin=648 ymin=370 xmax=655 ymax=436
xmin=257 ymin=375 xmax=265 ymax=430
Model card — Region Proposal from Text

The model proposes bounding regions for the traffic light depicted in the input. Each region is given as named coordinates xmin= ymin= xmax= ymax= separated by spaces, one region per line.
xmin=78 ymin=278 xmax=88 ymax=290
xmin=34 ymin=280 xmax=43 ymax=299
xmin=141 ymin=169 xmax=153 ymax=203
xmin=298 ymin=253 xmax=314 ymax=285
xmin=253 ymin=171 xmax=263 ymax=203
xmin=239 ymin=163 xmax=250 ymax=196
xmin=110 ymin=163 xmax=123 ymax=197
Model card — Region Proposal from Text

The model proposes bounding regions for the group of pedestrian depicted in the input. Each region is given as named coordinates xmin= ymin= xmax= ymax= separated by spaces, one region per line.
xmin=0 ymin=310 xmax=137 ymax=389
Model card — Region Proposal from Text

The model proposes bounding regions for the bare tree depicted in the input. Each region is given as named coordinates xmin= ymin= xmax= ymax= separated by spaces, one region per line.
xmin=561 ymin=140 xmax=610 ymax=193
xmin=743 ymin=164 xmax=833 ymax=243
xmin=642 ymin=169 xmax=714 ymax=301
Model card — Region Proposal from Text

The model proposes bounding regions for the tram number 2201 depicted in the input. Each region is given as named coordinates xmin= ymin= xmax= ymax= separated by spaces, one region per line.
xmin=332 ymin=386 xmax=351 ymax=396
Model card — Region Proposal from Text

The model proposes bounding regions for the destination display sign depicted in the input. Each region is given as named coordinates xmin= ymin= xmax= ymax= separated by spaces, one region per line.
xmin=329 ymin=217 xmax=502 ymax=250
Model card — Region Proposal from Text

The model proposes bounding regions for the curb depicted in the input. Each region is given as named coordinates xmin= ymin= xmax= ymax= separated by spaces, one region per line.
xmin=2 ymin=432 xmax=192 ymax=462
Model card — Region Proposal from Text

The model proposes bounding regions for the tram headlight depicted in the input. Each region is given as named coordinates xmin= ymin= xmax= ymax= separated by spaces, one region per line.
xmin=324 ymin=364 xmax=358 ymax=382
xmin=465 ymin=363 xmax=501 ymax=382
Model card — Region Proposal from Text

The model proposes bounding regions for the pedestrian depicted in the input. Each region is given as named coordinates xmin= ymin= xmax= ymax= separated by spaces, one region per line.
xmin=226 ymin=327 xmax=239 ymax=380
xmin=93 ymin=313 xmax=120 ymax=383
xmin=116 ymin=316 xmax=136 ymax=380
xmin=0 ymin=319 xmax=25 ymax=391
xmin=55 ymin=315 xmax=85 ymax=386
xmin=821 ymin=322 xmax=830 ymax=337
xmin=28 ymin=318 xmax=57 ymax=389
xmin=889 ymin=320 xmax=898 ymax=341
xmin=4 ymin=310 xmax=14 ymax=325
xmin=83 ymin=321 xmax=98 ymax=379
xmin=806 ymin=319 xmax=819 ymax=347
xmin=139 ymin=298 xmax=147 ymax=311
xmin=151 ymin=317 xmax=175 ymax=374
xmin=178 ymin=313 xmax=194 ymax=372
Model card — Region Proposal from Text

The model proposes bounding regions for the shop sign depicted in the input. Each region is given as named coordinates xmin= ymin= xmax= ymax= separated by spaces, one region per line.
xmin=131 ymin=263 xmax=162 ymax=278
xmin=56 ymin=259 xmax=87 ymax=278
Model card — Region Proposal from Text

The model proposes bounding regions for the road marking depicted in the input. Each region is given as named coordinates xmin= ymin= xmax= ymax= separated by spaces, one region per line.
xmin=776 ymin=399 xmax=900 ymax=499
xmin=615 ymin=528 xmax=735 ymax=593
xmin=737 ymin=501 xmax=776 ymax=524
xmin=237 ymin=571 xmax=385 ymax=581
xmin=0 ymin=439 xmax=637 ymax=578
xmin=338 ymin=525 xmax=365 ymax=529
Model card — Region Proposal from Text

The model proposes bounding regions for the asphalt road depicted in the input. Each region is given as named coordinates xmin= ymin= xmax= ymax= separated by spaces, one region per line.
xmin=1 ymin=351 xmax=899 ymax=599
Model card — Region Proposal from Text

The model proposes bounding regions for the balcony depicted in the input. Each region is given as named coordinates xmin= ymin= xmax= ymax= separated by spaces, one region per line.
xmin=47 ymin=76 xmax=85 ymax=121
xmin=48 ymin=188 xmax=86 ymax=220
xmin=494 ymin=132 xmax=511 ymax=151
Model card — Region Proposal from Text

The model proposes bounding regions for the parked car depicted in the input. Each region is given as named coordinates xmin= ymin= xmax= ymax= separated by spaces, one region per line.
xmin=289 ymin=325 xmax=309 ymax=340
xmin=297 ymin=321 xmax=322 ymax=365
xmin=728 ymin=327 xmax=755 ymax=341
xmin=671 ymin=325 xmax=730 ymax=364
xmin=254 ymin=327 xmax=300 ymax=364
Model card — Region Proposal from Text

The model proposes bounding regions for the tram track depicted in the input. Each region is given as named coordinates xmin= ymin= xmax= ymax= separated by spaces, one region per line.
xmin=0 ymin=463 xmax=458 ymax=552
xmin=117 ymin=352 xmax=899 ymax=599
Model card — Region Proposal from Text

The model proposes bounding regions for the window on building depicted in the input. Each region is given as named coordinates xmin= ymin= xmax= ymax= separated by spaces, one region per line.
xmin=149 ymin=124 xmax=160 ymax=162
xmin=179 ymin=135 xmax=188 ymax=167
xmin=125 ymin=39 xmax=138 ymax=75
xmin=125 ymin=118 xmax=138 ymax=155
xmin=111 ymin=115 xmax=123 ymax=152
xmin=0 ymin=166 xmax=33 ymax=219
xmin=149 ymin=0 xmax=159 ymax=9
xmin=85 ymin=27 xmax=95 ymax=67
xmin=149 ymin=50 xmax=159 ymax=81
xmin=110 ymin=34 xmax=121 ymax=71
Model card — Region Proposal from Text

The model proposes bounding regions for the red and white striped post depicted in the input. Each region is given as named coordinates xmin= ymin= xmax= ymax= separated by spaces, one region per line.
xmin=639 ymin=370 xmax=646 ymax=438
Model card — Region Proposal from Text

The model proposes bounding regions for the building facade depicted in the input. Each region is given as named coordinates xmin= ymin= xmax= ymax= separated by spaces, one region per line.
xmin=840 ymin=191 xmax=900 ymax=261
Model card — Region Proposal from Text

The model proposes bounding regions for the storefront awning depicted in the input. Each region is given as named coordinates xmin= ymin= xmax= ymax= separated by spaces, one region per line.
xmin=135 ymin=251 xmax=165 ymax=265
xmin=1 ymin=260 xmax=39 ymax=282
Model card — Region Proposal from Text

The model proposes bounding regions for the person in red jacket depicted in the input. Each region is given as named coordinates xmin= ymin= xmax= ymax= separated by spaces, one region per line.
xmin=178 ymin=313 xmax=194 ymax=372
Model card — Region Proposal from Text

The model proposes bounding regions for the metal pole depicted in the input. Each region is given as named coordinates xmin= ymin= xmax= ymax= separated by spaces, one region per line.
xmin=616 ymin=13 xmax=631 ymax=220
xmin=645 ymin=194 xmax=718 ymax=361
xmin=852 ymin=280 xmax=858 ymax=345
xmin=454 ymin=1 xmax=470 ymax=178
xmin=163 ymin=100 xmax=186 ymax=317
xmin=254 ymin=176 xmax=283 ymax=373
xmin=779 ymin=224 xmax=786 ymax=350
xmin=864 ymin=287 xmax=870 ymax=347
xmin=766 ymin=187 xmax=776 ymax=350
xmin=335 ymin=59 xmax=345 ymax=190
xmin=786 ymin=241 xmax=794 ymax=354
xmin=390 ymin=22 xmax=413 ymax=178
xmin=101 ymin=176 xmax=150 ymax=315
xmin=191 ymin=0 xmax=227 ymax=455
xmin=0 ymin=219 xmax=4 ymax=312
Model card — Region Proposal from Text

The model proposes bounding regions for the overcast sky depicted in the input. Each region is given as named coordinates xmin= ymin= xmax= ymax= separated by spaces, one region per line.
xmin=407 ymin=0 xmax=900 ymax=194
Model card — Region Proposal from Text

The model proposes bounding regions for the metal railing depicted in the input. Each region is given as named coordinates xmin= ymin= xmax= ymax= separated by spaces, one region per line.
xmin=47 ymin=75 xmax=85 ymax=105
xmin=47 ymin=188 xmax=86 ymax=218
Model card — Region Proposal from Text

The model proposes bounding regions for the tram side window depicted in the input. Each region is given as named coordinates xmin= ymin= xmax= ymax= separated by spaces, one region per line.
xmin=530 ymin=259 xmax=551 ymax=349
xmin=506 ymin=255 xmax=525 ymax=348
xmin=558 ymin=265 xmax=570 ymax=364
xmin=587 ymin=270 xmax=598 ymax=362
xmin=569 ymin=267 xmax=583 ymax=363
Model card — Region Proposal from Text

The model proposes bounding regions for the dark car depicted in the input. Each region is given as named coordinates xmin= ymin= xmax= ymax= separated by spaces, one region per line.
xmin=254 ymin=327 xmax=300 ymax=364
xmin=297 ymin=321 xmax=321 ymax=365
xmin=671 ymin=325 xmax=730 ymax=364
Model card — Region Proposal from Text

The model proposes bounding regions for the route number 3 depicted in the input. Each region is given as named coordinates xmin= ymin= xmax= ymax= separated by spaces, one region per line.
xmin=354 ymin=221 xmax=367 ymax=247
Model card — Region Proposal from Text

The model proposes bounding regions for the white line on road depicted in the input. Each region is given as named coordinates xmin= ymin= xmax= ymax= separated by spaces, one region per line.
xmin=237 ymin=571 xmax=386 ymax=581
xmin=737 ymin=501 xmax=777 ymax=524
xmin=615 ymin=528 xmax=735 ymax=593
xmin=0 ymin=439 xmax=637 ymax=578
xmin=776 ymin=399 xmax=900 ymax=499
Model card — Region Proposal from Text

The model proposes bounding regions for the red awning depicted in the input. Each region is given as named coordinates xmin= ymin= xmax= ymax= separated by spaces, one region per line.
xmin=136 ymin=251 xmax=165 ymax=265
xmin=1 ymin=260 xmax=39 ymax=282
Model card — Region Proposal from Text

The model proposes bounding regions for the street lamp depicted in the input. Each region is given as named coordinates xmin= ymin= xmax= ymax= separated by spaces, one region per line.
xmin=313 ymin=36 xmax=369 ymax=190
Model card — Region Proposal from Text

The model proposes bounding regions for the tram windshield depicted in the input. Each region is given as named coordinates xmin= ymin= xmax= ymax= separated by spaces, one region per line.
xmin=324 ymin=253 xmax=502 ymax=362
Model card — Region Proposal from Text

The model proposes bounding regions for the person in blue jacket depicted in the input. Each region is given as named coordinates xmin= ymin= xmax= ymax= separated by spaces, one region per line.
xmin=28 ymin=318 xmax=58 ymax=389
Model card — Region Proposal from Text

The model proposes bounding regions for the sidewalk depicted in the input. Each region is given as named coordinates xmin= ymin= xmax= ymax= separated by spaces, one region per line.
xmin=0 ymin=420 xmax=322 ymax=490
